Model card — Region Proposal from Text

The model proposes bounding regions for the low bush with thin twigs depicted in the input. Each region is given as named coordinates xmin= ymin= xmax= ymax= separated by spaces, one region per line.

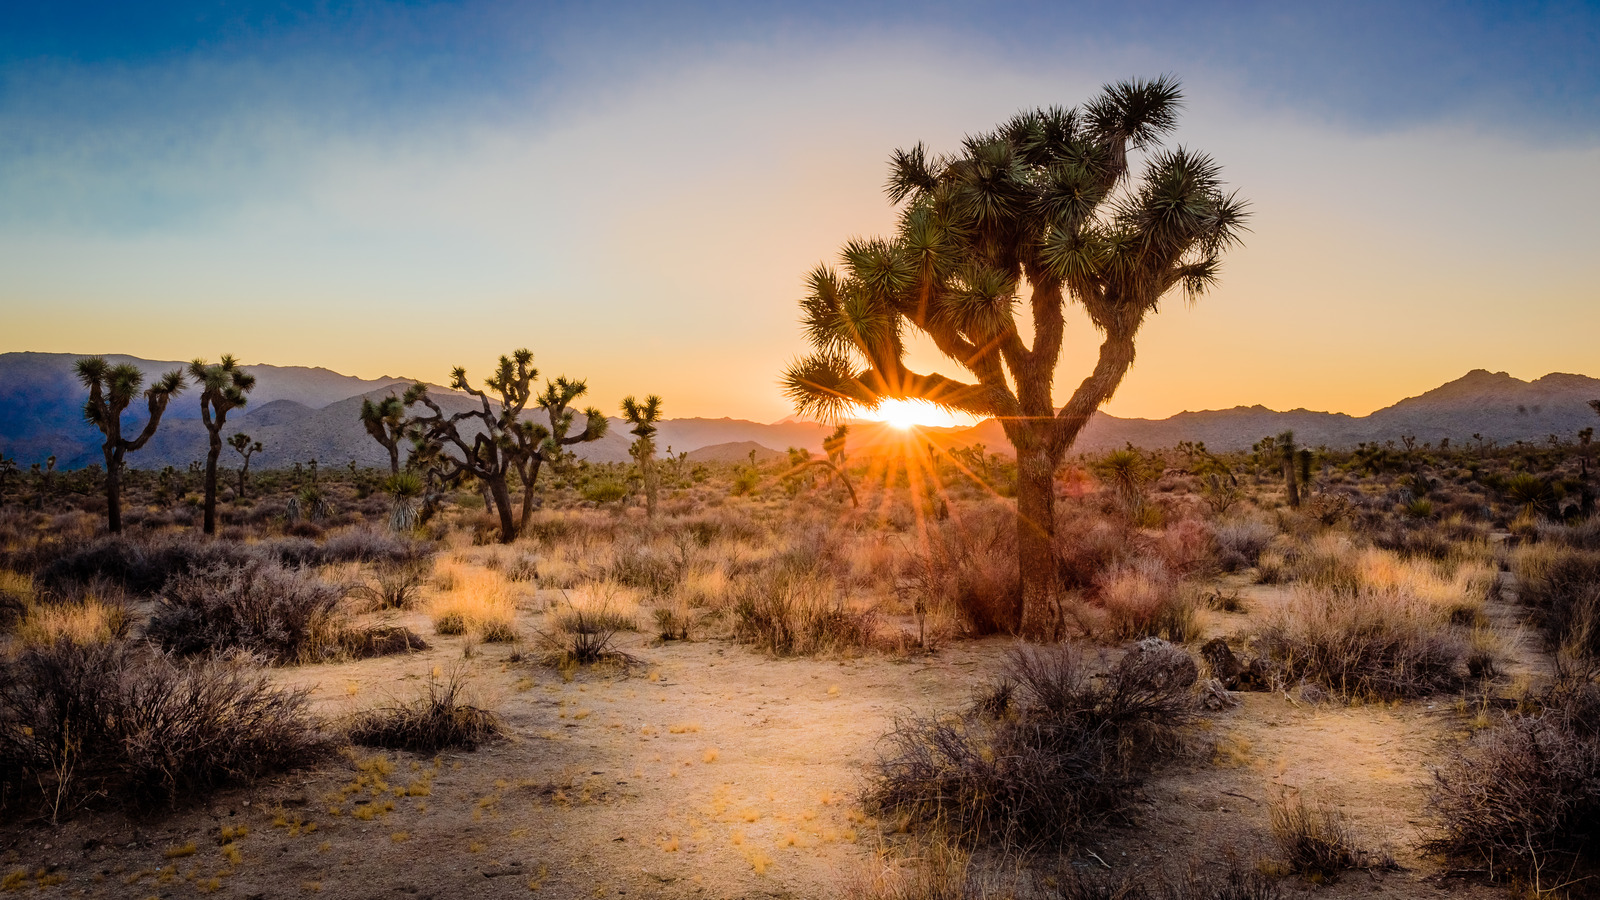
xmin=1425 ymin=665 xmax=1600 ymax=888
xmin=147 ymin=561 xmax=346 ymax=664
xmin=0 ymin=640 xmax=328 ymax=817
xmin=1047 ymin=857 xmax=1284 ymax=900
xmin=866 ymin=641 xmax=1197 ymax=849
xmin=347 ymin=673 xmax=502 ymax=753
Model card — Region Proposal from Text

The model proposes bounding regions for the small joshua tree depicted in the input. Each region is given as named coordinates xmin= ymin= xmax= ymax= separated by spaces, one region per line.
xmin=75 ymin=357 xmax=185 ymax=533
xmin=405 ymin=349 xmax=606 ymax=543
xmin=621 ymin=394 xmax=663 ymax=518
xmin=360 ymin=394 xmax=407 ymax=475
xmin=189 ymin=356 xmax=256 ymax=534
xmin=1278 ymin=430 xmax=1300 ymax=509
xmin=228 ymin=432 xmax=263 ymax=499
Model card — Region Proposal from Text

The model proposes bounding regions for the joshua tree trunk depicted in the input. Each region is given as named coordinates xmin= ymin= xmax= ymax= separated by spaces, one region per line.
xmin=488 ymin=476 xmax=516 ymax=544
xmin=1015 ymin=446 xmax=1059 ymax=638
xmin=103 ymin=448 xmax=123 ymax=534
xmin=203 ymin=429 xmax=223 ymax=534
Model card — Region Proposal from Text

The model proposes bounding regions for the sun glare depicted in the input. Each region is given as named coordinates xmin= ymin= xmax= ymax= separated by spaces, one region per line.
xmin=861 ymin=399 xmax=970 ymax=430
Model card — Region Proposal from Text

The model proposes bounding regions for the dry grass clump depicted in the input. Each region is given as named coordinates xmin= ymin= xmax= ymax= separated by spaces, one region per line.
xmin=866 ymin=641 xmax=1197 ymax=849
xmin=0 ymin=569 xmax=31 ymax=630
xmin=427 ymin=564 xmax=518 ymax=641
xmin=1090 ymin=559 xmax=1198 ymax=643
xmin=1258 ymin=585 xmax=1471 ymax=700
xmin=1267 ymin=793 xmax=1391 ymax=882
xmin=147 ymin=561 xmax=345 ymax=664
xmin=347 ymin=562 xmax=431 ymax=611
xmin=731 ymin=573 xmax=878 ymax=656
xmin=540 ymin=585 xmax=641 ymax=666
xmin=347 ymin=673 xmax=502 ymax=753
xmin=1426 ymin=666 xmax=1600 ymax=887
xmin=14 ymin=596 xmax=130 ymax=647
xmin=1513 ymin=545 xmax=1600 ymax=660
xmin=0 ymin=640 xmax=327 ymax=816
xmin=1355 ymin=548 xmax=1495 ymax=626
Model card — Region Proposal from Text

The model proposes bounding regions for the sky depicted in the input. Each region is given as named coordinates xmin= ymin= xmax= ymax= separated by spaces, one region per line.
xmin=1 ymin=1 xmax=1597 ymax=425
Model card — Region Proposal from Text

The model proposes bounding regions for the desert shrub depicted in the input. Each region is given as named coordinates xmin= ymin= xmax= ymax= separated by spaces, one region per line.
xmin=315 ymin=529 xmax=430 ymax=566
xmin=731 ymin=575 xmax=877 ymax=656
xmin=428 ymin=566 xmax=518 ymax=639
xmin=1425 ymin=671 xmax=1600 ymax=885
xmin=1258 ymin=586 xmax=1468 ymax=699
xmin=914 ymin=507 xmax=1019 ymax=635
xmin=866 ymin=641 xmax=1196 ymax=848
xmin=1212 ymin=520 xmax=1275 ymax=573
xmin=1286 ymin=536 xmax=1361 ymax=593
xmin=35 ymin=536 xmax=254 ymax=596
xmin=0 ymin=640 xmax=327 ymax=815
xmin=1146 ymin=517 xmax=1215 ymax=576
xmin=1540 ymin=516 xmax=1600 ymax=551
xmin=348 ymin=562 xmax=430 ymax=611
xmin=147 ymin=561 xmax=345 ymax=664
xmin=340 ymin=625 xmax=429 ymax=658
xmin=1268 ymin=794 xmax=1390 ymax=882
xmin=608 ymin=540 xmax=684 ymax=597
xmin=581 ymin=478 xmax=627 ymax=504
xmin=347 ymin=673 xmax=501 ymax=753
xmin=1515 ymin=546 xmax=1600 ymax=660
xmin=1054 ymin=507 xmax=1131 ymax=590
xmin=1093 ymin=560 xmax=1197 ymax=643
xmin=503 ymin=553 xmax=539 ymax=583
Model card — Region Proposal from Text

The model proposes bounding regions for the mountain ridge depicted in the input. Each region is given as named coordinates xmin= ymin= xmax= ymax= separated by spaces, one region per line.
xmin=2 ymin=353 xmax=1596 ymax=469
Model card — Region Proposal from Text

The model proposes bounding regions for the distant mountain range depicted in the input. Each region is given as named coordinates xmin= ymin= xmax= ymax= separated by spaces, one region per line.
xmin=1 ymin=352 xmax=1596 ymax=469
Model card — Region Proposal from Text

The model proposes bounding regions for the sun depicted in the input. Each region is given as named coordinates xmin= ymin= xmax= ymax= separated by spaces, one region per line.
xmin=861 ymin=399 xmax=971 ymax=430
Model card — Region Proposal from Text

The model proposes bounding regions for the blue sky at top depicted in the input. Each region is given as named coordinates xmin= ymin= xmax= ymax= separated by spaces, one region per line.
xmin=0 ymin=1 xmax=1596 ymax=421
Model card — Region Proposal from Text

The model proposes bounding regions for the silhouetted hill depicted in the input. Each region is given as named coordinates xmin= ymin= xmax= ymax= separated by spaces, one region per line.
xmin=3 ymin=353 xmax=1596 ymax=468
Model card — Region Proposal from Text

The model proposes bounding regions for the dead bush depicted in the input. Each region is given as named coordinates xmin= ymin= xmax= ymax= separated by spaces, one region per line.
xmin=1425 ymin=670 xmax=1600 ymax=885
xmin=914 ymin=508 xmax=1020 ymax=635
xmin=347 ymin=672 xmax=501 ymax=753
xmin=147 ymin=561 xmax=345 ymax=664
xmin=0 ymin=640 xmax=328 ymax=817
xmin=866 ymin=641 xmax=1196 ymax=848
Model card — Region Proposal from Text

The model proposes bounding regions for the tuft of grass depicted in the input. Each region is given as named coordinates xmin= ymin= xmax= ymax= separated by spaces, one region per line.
xmin=347 ymin=672 xmax=502 ymax=754
xmin=1258 ymin=585 xmax=1471 ymax=700
xmin=1268 ymin=793 xmax=1391 ymax=882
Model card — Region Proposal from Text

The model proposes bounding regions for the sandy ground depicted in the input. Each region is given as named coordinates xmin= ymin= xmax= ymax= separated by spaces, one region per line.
xmin=0 ymin=576 xmax=1549 ymax=899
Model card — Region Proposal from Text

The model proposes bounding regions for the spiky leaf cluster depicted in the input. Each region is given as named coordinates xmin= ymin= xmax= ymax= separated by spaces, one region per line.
xmin=783 ymin=76 xmax=1248 ymax=427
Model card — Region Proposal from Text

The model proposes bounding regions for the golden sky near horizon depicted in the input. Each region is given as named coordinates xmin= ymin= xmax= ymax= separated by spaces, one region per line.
xmin=2 ymin=21 xmax=1596 ymax=425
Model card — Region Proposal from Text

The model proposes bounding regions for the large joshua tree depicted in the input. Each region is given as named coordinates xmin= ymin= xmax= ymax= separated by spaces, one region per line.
xmin=621 ymin=394 xmax=664 ymax=518
xmin=75 ymin=357 xmax=185 ymax=533
xmin=782 ymin=77 xmax=1248 ymax=637
xmin=405 ymin=350 xmax=607 ymax=543
xmin=359 ymin=394 xmax=407 ymax=474
xmin=190 ymin=356 xmax=256 ymax=534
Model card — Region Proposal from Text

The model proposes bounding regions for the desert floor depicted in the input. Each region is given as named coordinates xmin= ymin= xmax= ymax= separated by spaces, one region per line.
xmin=1 ymin=571 xmax=1543 ymax=900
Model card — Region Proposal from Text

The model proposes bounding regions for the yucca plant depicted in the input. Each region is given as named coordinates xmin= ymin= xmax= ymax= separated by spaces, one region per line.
xmin=189 ymin=356 xmax=256 ymax=535
xmin=75 ymin=357 xmax=185 ymax=533
xmin=781 ymin=77 xmax=1248 ymax=636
